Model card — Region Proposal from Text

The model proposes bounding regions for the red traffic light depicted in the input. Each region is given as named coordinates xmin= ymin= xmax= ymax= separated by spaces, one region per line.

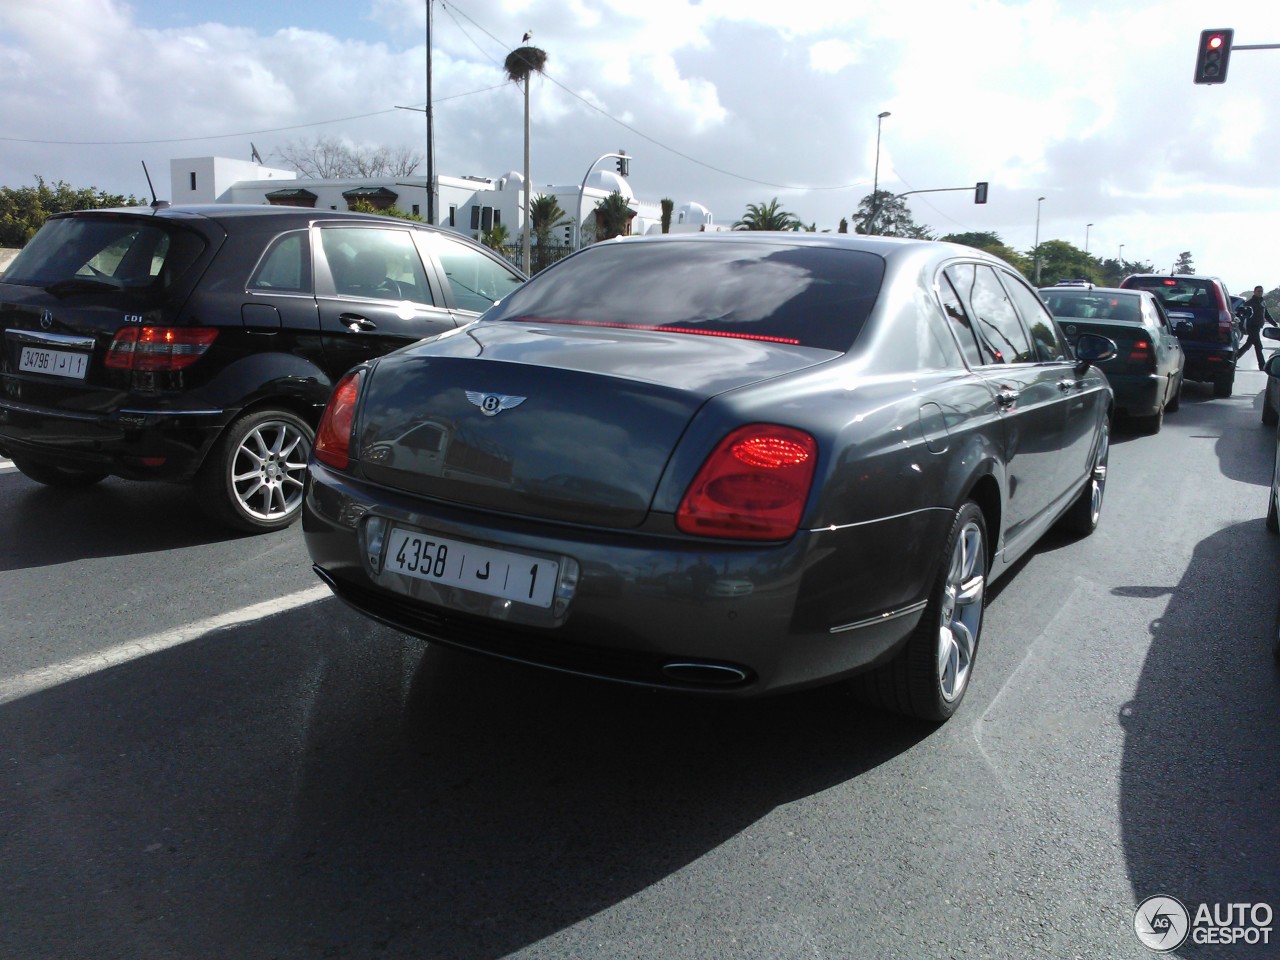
xmin=1193 ymin=28 xmax=1233 ymax=84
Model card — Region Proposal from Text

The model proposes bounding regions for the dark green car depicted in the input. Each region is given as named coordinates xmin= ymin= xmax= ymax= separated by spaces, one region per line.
xmin=1040 ymin=285 xmax=1185 ymax=433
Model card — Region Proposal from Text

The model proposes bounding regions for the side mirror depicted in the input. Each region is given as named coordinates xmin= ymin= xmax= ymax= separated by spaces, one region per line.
xmin=1262 ymin=327 xmax=1280 ymax=343
xmin=1174 ymin=320 xmax=1195 ymax=337
xmin=1074 ymin=332 xmax=1116 ymax=374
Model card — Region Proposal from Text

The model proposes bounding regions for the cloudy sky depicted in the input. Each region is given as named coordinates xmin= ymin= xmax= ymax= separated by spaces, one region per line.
xmin=2 ymin=0 xmax=1277 ymax=291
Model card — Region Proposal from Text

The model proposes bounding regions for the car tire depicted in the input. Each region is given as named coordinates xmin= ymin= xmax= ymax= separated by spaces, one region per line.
xmin=1059 ymin=419 xmax=1110 ymax=537
xmin=10 ymin=454 xmax=108 ymax=488
xmin=855 ymin=501 xmax=987 ymax=723
xmin=197 ymin=408 xmax=314 ymax=533
xmin=1166 ymin=375 xmax=1181 ymax=413
xmin=1213 ymin=374 xmax=1233 ymax=398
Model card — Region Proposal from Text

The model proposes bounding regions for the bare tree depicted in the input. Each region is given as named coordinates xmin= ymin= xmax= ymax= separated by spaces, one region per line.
xmin=273 ymin=137 xmax=421 ymax=179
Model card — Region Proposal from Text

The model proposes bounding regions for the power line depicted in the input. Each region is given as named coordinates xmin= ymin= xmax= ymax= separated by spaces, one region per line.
xmin=4 ymin=0 xmax=869 ymax=195
xmin=440 ymin=0 xmax=867 ymax=193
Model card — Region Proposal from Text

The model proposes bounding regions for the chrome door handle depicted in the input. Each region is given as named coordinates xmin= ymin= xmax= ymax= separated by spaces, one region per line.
xmin=340 ymin=314 xmax=377 ymax=332
xmin=996 ymin=388 xmax=1019 ymax=408
xmin=1057 ymin=379 xmax=1080 ymax=392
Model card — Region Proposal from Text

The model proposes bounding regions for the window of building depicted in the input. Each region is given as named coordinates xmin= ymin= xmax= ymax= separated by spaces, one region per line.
xmin=189 ymin=172 xmax=197 ymax=191
xmin=449 ymin=205 xmax=457 ymax=227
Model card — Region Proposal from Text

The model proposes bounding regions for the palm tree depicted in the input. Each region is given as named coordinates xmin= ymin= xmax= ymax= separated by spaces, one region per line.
xmin=592 ymin=191 xmax=636 ymax=242
xmin=481 ymin=222 xmax=512 ymax=256
xmin=504 ymin=39 xmax=548 ymax=274
xmin=660 ymin=198 xmax=674 ymax=234
xmin=529 ymin=193 xmax=570 ymax=248
xmin=733 ymin=198 xmax=801 ymax=231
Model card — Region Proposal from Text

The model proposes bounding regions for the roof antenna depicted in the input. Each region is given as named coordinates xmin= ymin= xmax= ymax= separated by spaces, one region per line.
xmin=251 ymin=142 xmax=263 ymax=164
xmin=141 ymin=160 xmax=169 ymax=209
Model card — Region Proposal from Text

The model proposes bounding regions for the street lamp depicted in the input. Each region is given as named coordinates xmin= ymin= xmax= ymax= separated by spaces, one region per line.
xmin=1118 ymin=243 xmax=1125 ymax=263
xmin=1085 ymin=222 xmax=1093 ymax=257
xmin=1033 ymin=196 xmax=1045 ymax=285
xmin=871 ymin=111 xmax=890 ymax=234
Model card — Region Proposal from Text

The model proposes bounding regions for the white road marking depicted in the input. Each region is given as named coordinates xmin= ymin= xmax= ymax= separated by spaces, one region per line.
xmin=0 ymin=584 xmax=332 ymax=706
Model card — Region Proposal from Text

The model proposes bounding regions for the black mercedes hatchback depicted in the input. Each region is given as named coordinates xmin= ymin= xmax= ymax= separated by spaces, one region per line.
xmin=0 ymin=204 xmax=525 ymax=530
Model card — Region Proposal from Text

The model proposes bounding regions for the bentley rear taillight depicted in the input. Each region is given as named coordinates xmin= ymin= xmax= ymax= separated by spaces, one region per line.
xmin=314 ymin=370 xmax=363 ymax=470
xmin=677 ymin=425 xmax=818 ymax=540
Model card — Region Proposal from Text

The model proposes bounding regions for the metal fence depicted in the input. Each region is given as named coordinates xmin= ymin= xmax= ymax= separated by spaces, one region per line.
xmin=499 ymin=243 xmax=576 ymax=276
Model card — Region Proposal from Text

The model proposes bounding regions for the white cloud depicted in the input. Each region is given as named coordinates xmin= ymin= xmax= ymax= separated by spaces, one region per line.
xmin=2 ymin=0 xmax=1279 ymax=289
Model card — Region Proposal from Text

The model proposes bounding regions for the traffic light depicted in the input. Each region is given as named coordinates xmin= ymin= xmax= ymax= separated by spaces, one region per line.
xmin=615 ymin=152 xmax=630 ymax=177
xmin=974 ymin=181 xmax=989 ymax=204
xmin=1193 ymin=28 xmax=1233 ymax=84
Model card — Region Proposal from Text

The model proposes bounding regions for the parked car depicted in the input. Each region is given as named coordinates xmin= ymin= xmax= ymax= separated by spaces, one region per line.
xmin=1119 ymin=273 xmax=1237 ymax=397
xmin=303 ymin=234 xmax=1115 ymax=722
xmin=1261 ymin=327 xmax=1280 ymax=425
xmin=1265 ymin=401 xmax=1280 ymax=660
xmin=0 ymin=204 xmax=525 ymax=530
xmin=1039 ymin=285 xmax=1185 ymax=433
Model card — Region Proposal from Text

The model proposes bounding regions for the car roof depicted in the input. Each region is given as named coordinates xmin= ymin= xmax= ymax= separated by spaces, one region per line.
xmin=52 ymin=204 xmax=424 ymax=228
xmin=1042 ymin=285 xmax=1144 ymax=297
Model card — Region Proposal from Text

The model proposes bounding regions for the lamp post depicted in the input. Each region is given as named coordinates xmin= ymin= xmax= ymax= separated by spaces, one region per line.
xmin=1118 ymin=243 xmax=1125 ymax=263
xmin=1085 ymin=222 xmax=1093 ymax=257
xmin=871 ymin=110 xmax=890 ymax=234
xmin=1033 ymin=196 xmax=1045 ymax=285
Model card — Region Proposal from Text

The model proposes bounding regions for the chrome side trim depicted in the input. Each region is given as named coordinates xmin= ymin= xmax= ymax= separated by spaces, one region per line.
xmin=118 ymin=408 xmax=225 ymax=416
xmin=829 ymin=599 xmax=929 ymax=635
xmin=5 ymin=329 xmax=96 ymax=350
xmin=808 ymin=505 xmax=953 ymax=534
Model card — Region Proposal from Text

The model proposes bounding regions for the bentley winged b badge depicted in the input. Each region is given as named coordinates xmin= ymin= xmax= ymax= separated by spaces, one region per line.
xmin=465 ymin=391 xmax=527 ymax=417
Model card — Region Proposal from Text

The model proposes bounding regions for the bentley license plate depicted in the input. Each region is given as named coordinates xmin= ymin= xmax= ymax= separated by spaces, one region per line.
xmin=385 ymin=527 xmax=559 ymax=608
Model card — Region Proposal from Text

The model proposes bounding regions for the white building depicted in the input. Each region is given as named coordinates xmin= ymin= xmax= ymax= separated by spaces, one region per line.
xmin=168 ymin=156 xmax=725 ymax=248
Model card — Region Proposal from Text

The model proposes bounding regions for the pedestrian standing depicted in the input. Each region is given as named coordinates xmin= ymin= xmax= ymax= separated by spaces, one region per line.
xmin=1236 ymin=285 xmax=1275 ymax=369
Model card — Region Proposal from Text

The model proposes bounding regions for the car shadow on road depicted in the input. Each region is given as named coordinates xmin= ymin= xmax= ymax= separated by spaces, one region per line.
xmin=1117 ymin=520 xmax=1280 ymax=953
xmin=0 ymin=598 xmax=934 ymax=959
xmin=0 ymin=473 xmax=250 ymax=571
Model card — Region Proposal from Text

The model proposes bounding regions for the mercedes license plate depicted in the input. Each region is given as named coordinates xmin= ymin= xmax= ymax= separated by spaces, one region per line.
xmin=385 ymin=527 xmax=559 ymax=608
xmin=18 ymin=346 xmax=90 ymax=380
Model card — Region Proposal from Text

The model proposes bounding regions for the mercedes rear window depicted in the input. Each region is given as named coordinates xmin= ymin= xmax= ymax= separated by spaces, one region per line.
xmin=2 ymin=214 xmax=206 ymax=293
xmin=483 ymin=240 xmax=885 ymax=353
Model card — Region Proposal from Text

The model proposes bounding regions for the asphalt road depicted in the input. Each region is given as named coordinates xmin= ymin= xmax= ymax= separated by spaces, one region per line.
xmin=2 ymin=373 xmax=1278 ymax=960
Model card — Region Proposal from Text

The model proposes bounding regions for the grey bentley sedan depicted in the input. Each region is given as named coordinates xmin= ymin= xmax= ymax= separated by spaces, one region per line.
xmin=303 ymin=233 xmax=1114 ymax=722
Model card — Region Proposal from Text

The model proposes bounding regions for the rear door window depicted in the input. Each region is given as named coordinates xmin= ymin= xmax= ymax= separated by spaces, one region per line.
xmin=1001 ymin=271 xmax=1068 ymax=362
xmin=938 ymin=272 xmax=985 ymax=367
xmin=318 ymin=227 xmax=434 ymax=304
xmin=944 ymin=263 xmax=1033 ymax=363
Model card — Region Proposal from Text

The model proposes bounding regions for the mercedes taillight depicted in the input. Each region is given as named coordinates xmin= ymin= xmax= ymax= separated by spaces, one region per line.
xmin=105 ymin=326 xmax=218 ymax=371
